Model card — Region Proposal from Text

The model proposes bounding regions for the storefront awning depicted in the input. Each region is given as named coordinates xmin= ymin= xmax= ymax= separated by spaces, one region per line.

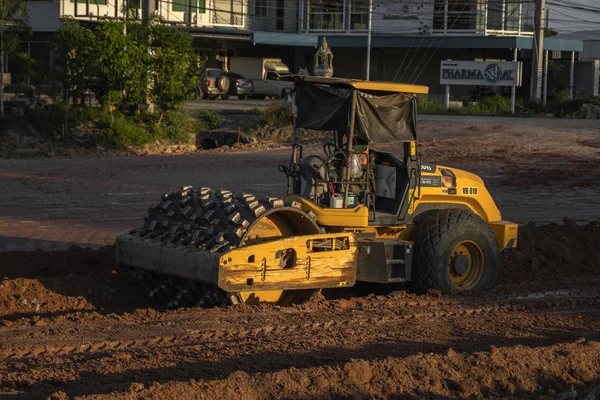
xmin=252 ymin=32 xmax=319 ymax=47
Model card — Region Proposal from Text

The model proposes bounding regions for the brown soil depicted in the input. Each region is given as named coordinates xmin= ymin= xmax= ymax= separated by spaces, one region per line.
xmin=1 ymin=221 xmax=600 ymax=399
xmin=1 ymin=114 xmax=599 ymax=398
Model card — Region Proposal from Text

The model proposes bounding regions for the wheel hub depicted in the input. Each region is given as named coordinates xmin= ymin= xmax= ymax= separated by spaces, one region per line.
xmin=451 ymin=255 xmax=470 ymax=275
xmin=447 ymin=241 xmax=485 ymax=291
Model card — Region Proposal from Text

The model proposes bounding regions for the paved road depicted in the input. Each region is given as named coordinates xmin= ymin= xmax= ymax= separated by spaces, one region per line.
xmin=1 ymin=142 xmax=598 ymax=252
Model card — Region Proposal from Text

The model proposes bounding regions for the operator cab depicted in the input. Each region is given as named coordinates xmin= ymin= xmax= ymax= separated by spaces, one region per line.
xmin=298 ymin=134 xmax=414 ymax=225
xmin=281 ymin=76 xmax=428 ymax=226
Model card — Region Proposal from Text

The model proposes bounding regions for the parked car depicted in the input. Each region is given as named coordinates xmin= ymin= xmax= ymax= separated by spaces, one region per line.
xmin=229 ymin=57 xmax=294 ymax=99
xmin=197 ymin=68 xmax=230 ymax=100
xmin=224 ymin=72 xmax=255 ymax=100
xmin=254 ymin=71 xmax=295 ymax=99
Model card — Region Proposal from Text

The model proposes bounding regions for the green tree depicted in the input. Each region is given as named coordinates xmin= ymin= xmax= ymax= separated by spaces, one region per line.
xmin=547 ymin=60 xmax=569 ymax=102
xmin=53 ymin=18 xmax=97 ymax=105
xmin=95 ymin=20 xmax=149 ymax=111
xmin=9 ymin=51 xmax=37 ymax=84
xmin=0 ymin=0 xmax=30 ymax=115
xmin=148 ymin=20 xmax=200 ymax=125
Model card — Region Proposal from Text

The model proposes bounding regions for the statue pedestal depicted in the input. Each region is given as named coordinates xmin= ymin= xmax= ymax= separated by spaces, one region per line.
xmin=314 ymin=67 xmax=333 ymax=77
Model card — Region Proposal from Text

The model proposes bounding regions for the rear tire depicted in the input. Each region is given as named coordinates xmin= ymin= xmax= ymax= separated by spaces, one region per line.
xmin=410 ymin=209 xmax=500 ymax=295
xmin=238 ymin=94 xmax=247 ymax=100
xmin=221 ymin=94 xmax=230 ymax=100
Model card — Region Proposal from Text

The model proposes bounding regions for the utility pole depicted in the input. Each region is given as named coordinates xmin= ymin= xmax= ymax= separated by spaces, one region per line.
xmin=142 ymin=0 xmax=156 ymax=23
xmin=365 ymin=0 xmax=373 ymax=81
xmin=531 ymin=0 xmax=545 ymax=101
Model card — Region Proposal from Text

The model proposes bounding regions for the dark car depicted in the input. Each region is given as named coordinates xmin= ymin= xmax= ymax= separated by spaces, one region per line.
xmin=225 ymin=72 xmax=255 ymax=100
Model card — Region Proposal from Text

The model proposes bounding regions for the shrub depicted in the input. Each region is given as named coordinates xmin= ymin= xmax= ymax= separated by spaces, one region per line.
xmin=416 ymin=95 xmax=446 ymax=113
xmin=158 ymin=111 xmax=204 ymax=143
xmin=477 ymin=95 xmax=512 ymax=114
xmin=101 ymin=114 xmax=153 ymax=148
xmin=257 ymin=105 xmax=293 ymax=128
xmin=199 ymin=110 xmax=224 ymax=130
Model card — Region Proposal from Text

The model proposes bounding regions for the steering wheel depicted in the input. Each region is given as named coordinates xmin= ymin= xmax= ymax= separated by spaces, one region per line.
xmin=323 ymin=142 xmax=344 ymax=159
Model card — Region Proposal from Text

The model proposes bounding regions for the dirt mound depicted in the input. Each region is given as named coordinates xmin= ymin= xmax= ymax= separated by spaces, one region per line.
xmin=0 ymin=246 xmax=163 ymax=322
xmin=1 ymin=220 xmax=599 ymax=321
xmin=0 ymin=245 xmax=114 ymax=279
xmin=1 ymin=222 xmax=600 ymax=398
xmin=100 ymin=340 xmax=600 ymax=399
xmin=501 ymin=219 xmax=600 ymax=284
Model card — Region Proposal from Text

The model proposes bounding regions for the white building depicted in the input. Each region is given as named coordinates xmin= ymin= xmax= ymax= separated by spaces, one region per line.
xmin=298 ymin=0 xmax=536 ymax=37
xmin=13 ymin=0 xmax=585 ymax=97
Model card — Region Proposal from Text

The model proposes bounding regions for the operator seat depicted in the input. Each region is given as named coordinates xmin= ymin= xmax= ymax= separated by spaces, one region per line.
xmin=299 ymin=155 xmax=326 ymax=200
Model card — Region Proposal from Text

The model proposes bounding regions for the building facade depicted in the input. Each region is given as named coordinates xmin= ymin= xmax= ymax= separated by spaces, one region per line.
xmin=248 ymin=0 xmax=582 ymax=98
xmin=12 ymin=0 xmax=585 ymax=98
xmin=299 ymin=0 xmax=535 ymax=37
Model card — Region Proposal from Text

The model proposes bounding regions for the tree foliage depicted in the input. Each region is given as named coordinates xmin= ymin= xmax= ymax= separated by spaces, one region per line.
xmin=0 ymin=0 xmax=30 ymax=114
xmin=547 ymin=60 xmax=569 ymax=102
xmin=148 ymin=21 xmax=200 ymax=120
xmin=95 ymin=21 xmax=149 ymax=108
xmin=53 ymin=18 xmax=97 ymax=104
xmin=0 ymin=0 xmax=30 ymax=54
xmin=52 ymin=17 xmax=199 ymax=122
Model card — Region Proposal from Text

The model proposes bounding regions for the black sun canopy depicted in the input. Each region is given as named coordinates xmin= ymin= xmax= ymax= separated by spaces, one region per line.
xmin=293 ymin=78 xmax=423 ymax=143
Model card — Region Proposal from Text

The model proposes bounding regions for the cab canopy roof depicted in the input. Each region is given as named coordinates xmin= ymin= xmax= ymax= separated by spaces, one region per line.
xmin=299 ymin=76 xmax=429 ymax=95
xmin=293 ymin=77 xmax=428 ymax=143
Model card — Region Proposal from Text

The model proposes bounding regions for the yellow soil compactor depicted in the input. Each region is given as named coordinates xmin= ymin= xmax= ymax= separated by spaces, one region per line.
xmin=115 ymin=77 xmax=518 ymax=306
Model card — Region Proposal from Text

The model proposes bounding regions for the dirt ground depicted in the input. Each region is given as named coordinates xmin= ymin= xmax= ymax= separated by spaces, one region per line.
xmin=0 ymin=117 xmax=599 ymax=399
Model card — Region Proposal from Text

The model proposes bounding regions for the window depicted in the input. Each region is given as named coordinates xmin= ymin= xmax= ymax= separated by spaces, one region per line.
xmin=487 ymin=0 xmax=503 ymax=30
xmin=172 ymin=0 xmax=205 ymax=13
xmin=504 ymin=1 xmax=521 ymax=31
xmin=350 ymin=0 xmax=368 ymax=30
xmin=521 ymin=1 xmax=534 ymax=32
xmin=70 ymin=0 xmax=107 ymax=5
xmin=309 ymin=0 xmax=344 ymax=30
xmin=447 ymin=0 xmax=477 ymax=30
xmin=207 ymin=69 xmax=223 ymax=78
xmin=433 ymin=0 xmax=479 ymax=32
xmin=255 ymin=0 xmax=267 ymax=17
xmin=433 ymin=0 xmax=445 ymax=30
xmin=276 ymin=0 xmax=284 ymax=31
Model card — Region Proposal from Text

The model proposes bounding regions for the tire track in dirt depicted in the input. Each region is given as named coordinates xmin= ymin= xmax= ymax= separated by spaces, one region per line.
xmin=3 ymin=286 xmax=599 ymax=362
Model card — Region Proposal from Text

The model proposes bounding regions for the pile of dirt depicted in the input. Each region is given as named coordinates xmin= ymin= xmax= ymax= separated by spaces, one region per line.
xmin=0 ymin=246 xmax=163 ymax=322
xmin=249 ymin=125 xmax=329 ymax=145
xmin=576 ymin=103 xmax=600 ymax=119
xmin=99 ymin=339 xmax=600 ymax=399
xmin=501 ymin=218 xmax=600 ymax=284
xmin=0 ymin=220 xmax=598 ymax=323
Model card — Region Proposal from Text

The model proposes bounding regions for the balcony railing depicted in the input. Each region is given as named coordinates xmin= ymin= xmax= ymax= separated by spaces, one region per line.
xmin=309 ymin=12 xmax=344 ymax=31
xmin=350 ymin=12 xmax=368 ymax=30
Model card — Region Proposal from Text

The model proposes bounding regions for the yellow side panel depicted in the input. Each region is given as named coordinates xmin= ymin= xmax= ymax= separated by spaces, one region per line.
xmin=285 ymin=194 xmax=369 ymax=227
xmin=218 ymin=233 xmax=357 ymax=291
xmin=489 ymin=220 xmax=519 ymax=251
xmin=415 ymin=165 xmax=502 ymax=222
